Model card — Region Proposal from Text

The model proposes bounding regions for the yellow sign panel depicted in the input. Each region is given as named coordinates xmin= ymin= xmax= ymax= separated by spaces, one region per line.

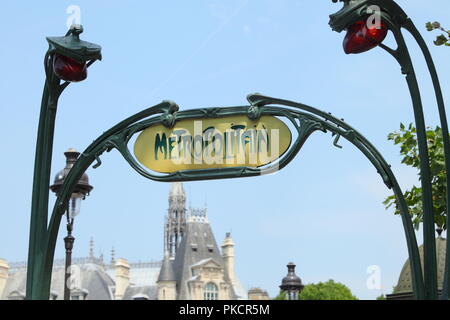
xmin=133 ymin=115 xmax=292 ymax=173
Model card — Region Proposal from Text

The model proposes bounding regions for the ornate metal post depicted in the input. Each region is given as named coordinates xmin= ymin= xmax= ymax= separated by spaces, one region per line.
xmin=63 ymin=227 xmax=74 ymax=300
xmin=50 ymin=149 xmax=93 ymax=300
xmin=329 ymin=0 xmax=450 ymax=300
xmin=26 ymin=26 xmax=101 ymax=300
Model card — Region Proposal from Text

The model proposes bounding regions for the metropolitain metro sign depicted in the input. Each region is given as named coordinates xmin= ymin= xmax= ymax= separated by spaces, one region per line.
xmin=133 ymin=115 xmax=292 ymax=173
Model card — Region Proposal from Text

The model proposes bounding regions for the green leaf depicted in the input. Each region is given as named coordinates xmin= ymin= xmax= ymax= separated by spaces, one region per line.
xmin=385 ymin=123 xmax=448 ymax=230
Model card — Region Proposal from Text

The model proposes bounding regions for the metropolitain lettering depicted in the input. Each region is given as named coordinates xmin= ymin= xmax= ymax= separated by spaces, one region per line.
xmin=152 ymin=121 xmax=279 ymax=166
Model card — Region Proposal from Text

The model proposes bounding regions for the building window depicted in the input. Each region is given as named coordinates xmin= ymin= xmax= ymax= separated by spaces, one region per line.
xmin=204 ymin=282 xmax=218 ymax=300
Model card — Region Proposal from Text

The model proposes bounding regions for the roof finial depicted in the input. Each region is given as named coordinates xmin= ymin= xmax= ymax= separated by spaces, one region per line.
xmin=89 ymin=237 xmax=94 ymax=258
xmin=111 ymin=247 xmax=116 ymax=265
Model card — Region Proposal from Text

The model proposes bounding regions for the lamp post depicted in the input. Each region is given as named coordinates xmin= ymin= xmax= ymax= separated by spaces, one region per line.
xmin=329 ymin=0 xmax=450 ymax=300
xmin=50 ymin=149 xmax=93 ymax=300
xmin=26 ymin=25 xmax=101 ymax=300
xmin=279 ymin=262 xmax=304 ymax=300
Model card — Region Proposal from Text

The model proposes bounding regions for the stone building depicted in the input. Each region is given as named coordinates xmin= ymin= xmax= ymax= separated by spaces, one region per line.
xmin=247 ymin=287 xmax=270 ymax=300
xmin=0 ymin=183 xmax=249 ymax=300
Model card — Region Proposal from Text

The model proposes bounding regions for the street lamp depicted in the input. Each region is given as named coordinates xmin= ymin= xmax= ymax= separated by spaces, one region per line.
xmin=329 ymin=0 xmax=450 ymax=300
xmin=279 ymin=262 xmax=304 ymax=300
xmin=50 ymin=149 xmax=93 ymax=300
xmin=26 ymin=25 xmax=101 ymax=299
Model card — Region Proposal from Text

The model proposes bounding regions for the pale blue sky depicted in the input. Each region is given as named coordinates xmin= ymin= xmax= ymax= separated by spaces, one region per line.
xmin=1 ymin=0 xmax=450 ymax=300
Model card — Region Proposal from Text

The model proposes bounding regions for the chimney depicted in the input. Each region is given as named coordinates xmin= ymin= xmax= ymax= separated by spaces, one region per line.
xmin=114 ymin=258 xmax=130 ymax=300
xmin=221 ymin=233 xmax=236 ymax=286
xmin=0 ymin=259 xmax=9 ymax=298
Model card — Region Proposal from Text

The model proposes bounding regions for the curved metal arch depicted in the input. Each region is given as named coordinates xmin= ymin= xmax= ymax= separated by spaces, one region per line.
xmin=402 ymin=20 xmax=450 ymax=301
xmin=329 ymin=0 xmax=442 ymax=300
xmin=34 ymin=94 xmax=423 ymax=299
xmin=377 ymin=11 xmax=450 ymax=300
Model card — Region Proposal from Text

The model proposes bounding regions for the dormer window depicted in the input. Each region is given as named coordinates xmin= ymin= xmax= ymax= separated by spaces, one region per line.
xmin=207 ymin=245 xmax=214 ymax=253
xmin=191 ymin=244 xmax=198 ymax=252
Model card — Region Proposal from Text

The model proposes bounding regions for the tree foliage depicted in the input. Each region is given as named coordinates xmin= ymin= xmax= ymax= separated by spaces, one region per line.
xmin=273 ymin=280 xmax=357 ymax=300
xmin=299 ymin=280 xmax=358 ymax=300
xmin=426 ymin=21 xmax=450 ymax=47
xmin=383 ymin=123 xmax=448 ymax=230
xmin=273 ymin=291 xmax=286 ymax=300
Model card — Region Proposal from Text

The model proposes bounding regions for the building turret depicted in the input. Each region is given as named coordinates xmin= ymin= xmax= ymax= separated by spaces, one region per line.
xmin=221 ymin=233 xmax=236 ymax=287
xmin=157 ymin=252 xmax=177 ymax=300
xmin=114 ymin=258 xmax=130 ymax=300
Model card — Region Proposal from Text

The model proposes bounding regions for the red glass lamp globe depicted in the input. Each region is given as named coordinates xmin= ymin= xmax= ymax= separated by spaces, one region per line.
xmin=343 ymin=20 xmax=388 ymax=54
xmin=53 ymin=54 xmax=88 ymax=82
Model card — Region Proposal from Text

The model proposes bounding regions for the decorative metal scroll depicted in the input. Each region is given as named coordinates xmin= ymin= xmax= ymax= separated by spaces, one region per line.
xmin=48 ymin=93 xmax=406 ymax=225
xmin=38 ymin=94 xmax=422 ymax=299
xmin=55 ymin=94 xmax=394 ymax=185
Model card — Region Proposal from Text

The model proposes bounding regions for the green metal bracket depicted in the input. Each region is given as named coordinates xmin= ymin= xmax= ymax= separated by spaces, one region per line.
xmin=46 ymin=25 xmax=102 ymax=63
xmin=329 ymin=0 xmax=450 ymax=300
xmin=26 ymin=25 xmax=101 ymax=300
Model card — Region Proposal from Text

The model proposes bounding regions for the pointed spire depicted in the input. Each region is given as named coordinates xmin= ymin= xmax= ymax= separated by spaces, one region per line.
xmin=89 ymin=237 xmax=94 ymax=258
xmin=111 ymin=247 xmax=116 ymax=266
xmin=170 ymin=182 xmax=185 ymax=196
xmin=166 ymin=183 xmax=187 ymax=258
xmin=158 ymin=251 xmax=176 ymax=282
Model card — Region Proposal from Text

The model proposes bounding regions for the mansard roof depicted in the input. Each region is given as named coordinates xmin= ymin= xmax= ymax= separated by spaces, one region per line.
xmin=172 ymin=221 xmax=236 ymax=300
xmin=2 ymin=262 xmax=114 ymax=300
xmin=122 ymin=285 xmax=158 ymax=300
